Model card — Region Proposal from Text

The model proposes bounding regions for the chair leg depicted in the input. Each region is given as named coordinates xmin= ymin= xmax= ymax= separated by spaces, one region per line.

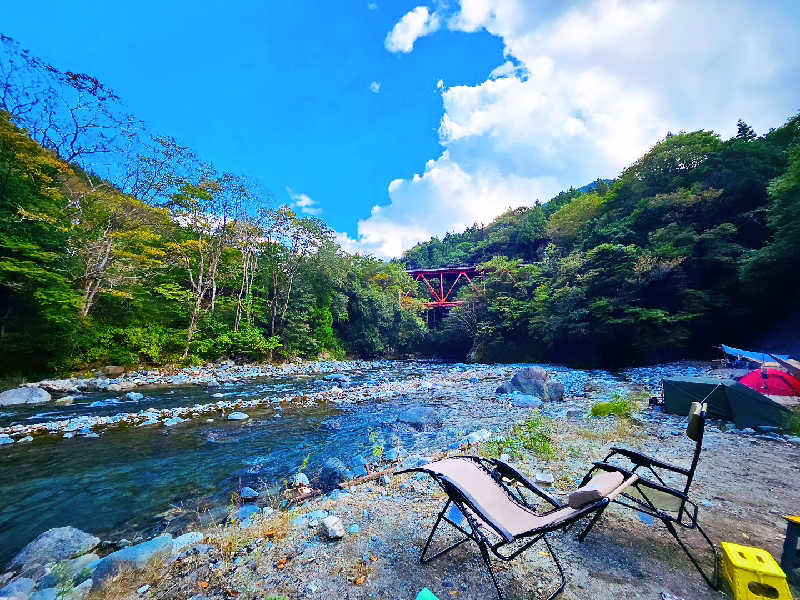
xmin=578 ymin=505 xmax=608 ymax=542
xmin=542 ymin=536 xmax=567 ymax=600
xmin=420 ymin=500 xmax=472 ymax=565
xmin=478 ymin=541 xmax=506 ymax=600
xmin=661 ymin=518 xmax=720 ymax=589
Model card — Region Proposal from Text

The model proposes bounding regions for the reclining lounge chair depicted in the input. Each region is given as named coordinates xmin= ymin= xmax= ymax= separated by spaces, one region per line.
xmin=577 ymin=400 xmax=720 ymax=588
xmin=400 ymin=456 xmax=638 ymax=600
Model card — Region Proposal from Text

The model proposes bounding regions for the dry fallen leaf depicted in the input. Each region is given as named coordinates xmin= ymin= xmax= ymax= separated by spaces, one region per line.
xmin=198 ymin=582 xmax=209 ymax=589
xmin=369 ymin=556 xmax=377 ymax=562
xmin=354 ymin=575 xmax=367 ymax=585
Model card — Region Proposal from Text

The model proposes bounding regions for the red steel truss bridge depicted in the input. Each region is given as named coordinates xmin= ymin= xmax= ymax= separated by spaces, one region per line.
xmin=405 ymin=266 xmax=483 ymax=309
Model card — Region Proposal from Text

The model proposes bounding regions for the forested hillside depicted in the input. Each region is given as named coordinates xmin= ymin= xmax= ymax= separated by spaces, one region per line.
xmin=0 ymin=37 xmax=425 ymax=377
xmin=407 ymin=117 xmax=800 ymax=366
xmin=2 ymin=34 xmax=799 ymax=376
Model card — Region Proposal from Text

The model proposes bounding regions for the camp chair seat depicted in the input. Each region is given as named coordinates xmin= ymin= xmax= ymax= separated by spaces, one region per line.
xmin=400 ymin=456 xmax=637 ymax=600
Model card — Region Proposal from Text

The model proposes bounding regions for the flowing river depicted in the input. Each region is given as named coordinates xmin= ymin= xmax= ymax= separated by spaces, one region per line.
xmin=0 ymin=359 xmax=710 ymax=567
xmin=1 ymin=361 xmax=487 ymax=566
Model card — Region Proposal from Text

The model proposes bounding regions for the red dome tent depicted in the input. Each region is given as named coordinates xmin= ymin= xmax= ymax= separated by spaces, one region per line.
xmin=739 ymin=369 xmax=800 ymax=397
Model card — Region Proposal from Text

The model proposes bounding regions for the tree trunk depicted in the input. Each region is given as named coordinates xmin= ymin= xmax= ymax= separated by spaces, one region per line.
xmin=270 ymin=271 xmax=279 ymax=337
xmin=182 ymin=290 xmax=205 ymax=359
xmin=234 ymin=251 xmax=249 ymax=331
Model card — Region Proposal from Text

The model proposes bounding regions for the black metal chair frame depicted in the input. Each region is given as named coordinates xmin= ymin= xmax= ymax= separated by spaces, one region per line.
xmin=400 ymin=456 xmax=632 ymax=600
xmin=577 ymin=403 xmax=720 ymax=589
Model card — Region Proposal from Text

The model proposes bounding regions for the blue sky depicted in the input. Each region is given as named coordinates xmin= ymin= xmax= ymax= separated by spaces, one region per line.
xmin=3 ymin=1 xmax=502 ymax=245
xmin=4 ymin=1 xmax=800 ymax=258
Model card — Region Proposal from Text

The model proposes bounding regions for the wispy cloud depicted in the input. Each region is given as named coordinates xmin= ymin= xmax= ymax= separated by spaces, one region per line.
xmin=367 ymin=2 xmax=377 ymax=10
xmin=286 ymin=187 xmax=322 ymax=216
xmin=369 ymin=81 xmax=381 ymax=93
xmin=385 ymin=5 xmax=440 ymax=53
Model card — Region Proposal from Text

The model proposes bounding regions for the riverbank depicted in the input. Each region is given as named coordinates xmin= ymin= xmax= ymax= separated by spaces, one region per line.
xmin=2 ymin=360 xmax=798 ymax=599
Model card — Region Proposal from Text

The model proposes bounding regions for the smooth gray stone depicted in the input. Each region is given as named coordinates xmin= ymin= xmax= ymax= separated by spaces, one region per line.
xmin=0 ymin=387 xmax=50 ymax=406
xmin=11 ymin=528 xmax=99 ymax=572
xmin=171 ymin=533 xmax=203 ymax=555
xmin=91 ymin=535 xmax=173 ymax=587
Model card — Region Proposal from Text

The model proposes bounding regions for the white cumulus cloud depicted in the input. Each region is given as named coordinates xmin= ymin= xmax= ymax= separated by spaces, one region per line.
xmin=345 ymin=0 xmax=800 ymax=259
xmin=286 ymin=187 xmax=321 ymax=216
xmin=369 ymin=81 xmax=381 ymax=93
xmin=385 ymin=6 xmax=440 ymax=53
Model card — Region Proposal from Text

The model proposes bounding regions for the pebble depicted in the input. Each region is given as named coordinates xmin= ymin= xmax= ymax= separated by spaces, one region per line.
xmin=321 ymin=515 xmax=345 ymax=539
xmin=239 ymin=487 xmax=259 ymax=500
xmin=227 ymin=412 xmax=249 ymax=421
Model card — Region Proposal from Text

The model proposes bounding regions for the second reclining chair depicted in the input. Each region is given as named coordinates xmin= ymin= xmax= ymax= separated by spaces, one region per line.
xmin=402 ymin=401 xmax=719 ymax=598
xmin=400 ymin=456 xmax=638 ymax=599
xmin=578 ymin=400 xmax=720 ymax=588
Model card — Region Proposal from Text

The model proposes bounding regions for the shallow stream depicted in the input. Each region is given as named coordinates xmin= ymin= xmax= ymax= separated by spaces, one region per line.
xmin=0 ymin=362 xmax=441 ymax=566
xmin=0 ymin=359 xmax=710 ymax=567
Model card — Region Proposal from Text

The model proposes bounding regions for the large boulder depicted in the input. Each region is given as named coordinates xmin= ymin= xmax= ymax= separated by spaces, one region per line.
xmin=91 ymin=535 xmax=173 ymax=587
xmin=496 ymin=367 xmax=564 ymax=402
xmin=396 ymin=406 xmax=443 ymax=431
xmin=100 ymin=366 xmax=125 ymax=377
xmin=0 ymin=387 xmax=51 ymax=407
xmin=320 ymin=457 xmax=351 ymax=492
xmin=36 ymin=380 xmax=76 ymax=394
xmin=10 ymin=527 xmax=99 ymax=572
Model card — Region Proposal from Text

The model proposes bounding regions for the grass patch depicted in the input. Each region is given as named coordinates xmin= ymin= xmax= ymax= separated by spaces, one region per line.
xmin=207 ymin=508 xmax=292 ymax=560
xmin=482 ymin=414 xmax=554 ymax=460
xmin=590 ymin=392 xmax=644 ymax=418
xmin=86 ymin=554 xmax=168 ymax=600
xmin=578 ymin=418 xmax=639 ymax=443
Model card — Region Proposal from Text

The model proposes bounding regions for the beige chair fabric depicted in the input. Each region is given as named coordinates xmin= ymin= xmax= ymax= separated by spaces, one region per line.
xmin=425 ymin=458 xmax=580 ymax=540
xmin=423 ymin=459 xmax=636 ymax=541
xmin=568 ymin=470 xmax=624 ymax=508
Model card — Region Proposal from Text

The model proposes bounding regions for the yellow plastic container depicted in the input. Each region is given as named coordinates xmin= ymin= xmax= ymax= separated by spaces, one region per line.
xmin=720 ymin=542 xmax=793 ymax=600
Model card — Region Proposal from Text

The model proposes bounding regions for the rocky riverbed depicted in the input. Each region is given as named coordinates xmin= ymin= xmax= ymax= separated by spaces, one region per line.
xmin=1 ymin=359 xmax=798 ymax=599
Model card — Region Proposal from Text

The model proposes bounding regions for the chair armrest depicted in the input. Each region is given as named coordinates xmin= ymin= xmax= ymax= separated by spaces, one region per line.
xmin=592 ymin=462 xmax=688 ymax=501
xmin=490 ymin=458 xmax=563 ymax=508
xmin=607 ymin=447 xmax=690 ymax=476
